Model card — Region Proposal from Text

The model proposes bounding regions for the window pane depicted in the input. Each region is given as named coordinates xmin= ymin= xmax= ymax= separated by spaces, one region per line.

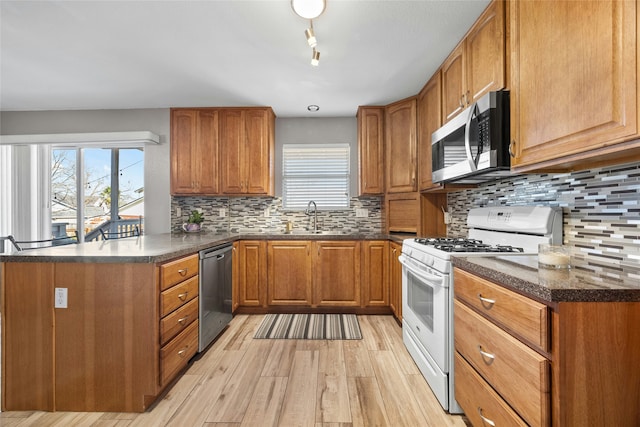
xmin=51 ymin=149 xmax=77 ymax=238
xmin=283 ymin=144 xmax=350 ymax=210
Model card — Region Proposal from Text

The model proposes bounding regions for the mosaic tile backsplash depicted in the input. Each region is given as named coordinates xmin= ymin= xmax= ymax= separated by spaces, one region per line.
xmin=171 ymin=196 xmax=384 ymax=235
xmin=447 ymin=161 xmax=640 ymax=269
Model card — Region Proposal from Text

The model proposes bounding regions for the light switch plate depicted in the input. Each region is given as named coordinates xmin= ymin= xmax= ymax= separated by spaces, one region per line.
xmin=176 ymin=207 xmax=182 ymax=217
xmin=219 ymin=208 xmax=226 ymax=217
xmin=356 ymin=208 xmax=368 ymax=218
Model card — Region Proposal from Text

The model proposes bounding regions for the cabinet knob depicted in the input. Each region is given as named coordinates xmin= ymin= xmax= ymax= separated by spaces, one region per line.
xmin=509 ymin=140 xmax=516 ymax=158
xmin=464 ymin=90 xmax=470 ymax=106
xmin=178 ymin=316 xmax=189 ymax=325
xmin=177 ymin=348 xmax=187 ymax=357
xmin=477 ymin=293 xmax=496 ymax=308
xmin=178 ymin=291 xmax=188 ymax=301
xmin=178 ymin=268 xmax=188 ymax=276
xmin=459 ymin=95 xmax=465 ymax=109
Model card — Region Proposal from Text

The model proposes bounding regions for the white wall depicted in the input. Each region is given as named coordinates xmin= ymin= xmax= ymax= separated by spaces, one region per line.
xmin=0 ymin=109 xmax=171 ymax=234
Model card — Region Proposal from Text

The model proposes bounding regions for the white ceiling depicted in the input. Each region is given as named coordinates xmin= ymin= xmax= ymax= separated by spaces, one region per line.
xmin=0 ymin=0 xmax=490 ymax=118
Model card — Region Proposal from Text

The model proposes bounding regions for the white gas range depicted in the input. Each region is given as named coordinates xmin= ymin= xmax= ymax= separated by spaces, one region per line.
xmin=399 ymin=206 xmax=563 ymax=414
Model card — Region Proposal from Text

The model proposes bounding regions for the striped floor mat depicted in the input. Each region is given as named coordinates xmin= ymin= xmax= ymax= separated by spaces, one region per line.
xmin=254 ymin=313 xmax=362 ymax=340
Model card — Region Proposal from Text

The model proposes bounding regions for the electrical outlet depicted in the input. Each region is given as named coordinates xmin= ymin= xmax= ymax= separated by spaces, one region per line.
xmin=444 ymin=212 xmax=452 ymax=224
xmin=264 ymin=207 xmax=270 ymax=217
xmin=55 ymin=287 xmax=68 ymax=309
xmin=219 ymin=208 xmax=226 ymax=218
xmin=176 ymin=207 xmax=182 ymax=217
xmin=355 ymin=208 xmax=368 ymax=218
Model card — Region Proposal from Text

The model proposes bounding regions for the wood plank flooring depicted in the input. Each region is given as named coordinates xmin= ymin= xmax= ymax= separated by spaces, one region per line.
xmin=0 ymin=314 xmax=470 ymax=426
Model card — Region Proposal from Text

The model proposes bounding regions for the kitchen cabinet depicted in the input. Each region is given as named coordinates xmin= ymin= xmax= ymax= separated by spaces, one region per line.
xmin=417 ymin=71 xmax=442 ymax=191
xmin=388 ymin=241 xmax=402 ymax=321
xmin=385 ymin=97 xmax=417 ymax=193
xmin=314 ymin=241 xmax=361 ymax=307
xmin=361 ymin=240 xmax=389 ymax=308
xmin=357 ymin=106 xmax=385 ymax=195
xmin=267 ymin=241 xmax=313 ymax=306
xmin=442 ymin=0 xmax=505 ymax=123
xmin=1 ymin=253 xmax=202 ymax=413
xmin=386 ymin=192 xmax=419 ymax=233
xmin=454 ymin=267 xmax=640 ymax=427
xmin=220 ymin=107 xmax=275 ymax=195
xmin=510 ymin=0 xmax=640 ymax=172
xmin=170 ymin=109 xmax=219 ymax=195
xmin=235 ymin=240 xmax=267 ymax=308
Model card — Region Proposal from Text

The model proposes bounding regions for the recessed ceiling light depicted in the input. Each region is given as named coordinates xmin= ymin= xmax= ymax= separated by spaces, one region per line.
xmin=291 ymin=0 xmax=326 ymax=19
xmin=307 ymin=105 xmax=320 ymax=112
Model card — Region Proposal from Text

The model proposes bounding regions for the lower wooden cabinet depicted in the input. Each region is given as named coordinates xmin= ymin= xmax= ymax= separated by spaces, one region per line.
xmin=267 ymin=240 xmax=313 ymax=306
xmin=235 ymin=240 xmax=267 ymax=308
xmin=388 ymin=241 xmax=402 ymax=321
xmin=314 ymin=241 xmax=361 ymax=307
xmin=361 ymin=240 xmax=389 ymax=307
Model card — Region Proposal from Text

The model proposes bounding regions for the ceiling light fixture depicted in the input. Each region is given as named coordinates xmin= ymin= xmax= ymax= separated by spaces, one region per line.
xmin=291 ymin=0 xmax=326 ymax=19
xmin=311 ymin=48 xmax=320 ymax=66
xmin=307 ymin=105 xmax=320 ymax=112
xmin=305 ymin=20 xmax=317 ymax=48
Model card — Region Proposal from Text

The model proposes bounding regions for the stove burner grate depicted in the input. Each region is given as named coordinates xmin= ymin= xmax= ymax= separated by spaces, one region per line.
xmin=414 ymin=238 xmax=524 ymax=253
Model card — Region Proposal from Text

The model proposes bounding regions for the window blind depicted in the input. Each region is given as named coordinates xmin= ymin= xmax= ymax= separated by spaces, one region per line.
xmin=282 ymin=144 xmax=350 ymax=210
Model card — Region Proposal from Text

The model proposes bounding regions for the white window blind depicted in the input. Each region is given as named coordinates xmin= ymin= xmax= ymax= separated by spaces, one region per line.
xmin=283 ymin=144 xmax=350 ymax=210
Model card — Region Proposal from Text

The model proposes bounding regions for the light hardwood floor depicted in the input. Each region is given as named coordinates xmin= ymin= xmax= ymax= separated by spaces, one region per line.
xmin=0 ymin=314 xmax=469 ymax=426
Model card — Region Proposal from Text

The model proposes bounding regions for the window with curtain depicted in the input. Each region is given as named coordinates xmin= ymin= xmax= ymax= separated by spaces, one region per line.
xmin=282 ymin=144 xmax=350 ymax=210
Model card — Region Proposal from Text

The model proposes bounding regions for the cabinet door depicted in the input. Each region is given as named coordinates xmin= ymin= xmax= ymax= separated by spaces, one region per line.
xmin=313 ymin=241 xmax=361 ymax=307
xmin=417 ymin=72 xmax=442 ymax=191
xmin=361 ymin=240 xmax=388 ymax=307
xmin=357 ymin=106 xmax=385 ymax=195
xmin=389 ymin=242 xmax=402 ymax=321
xmin=237 ymin=240 xmax=267 ymax=307
xmin=170 ymin=109 xmax=197 ymax=194
xmin=267 ymin=241 xmax=312 ymax=306
xmin=441 ymin=43 xmax=466 ymax=123
xmin=196 ymin=110 xmax=220 ymax=194
xmin=466 ymin=0 xmax=505 ymax=104
xmin=244 ymin=109 xmax=274 ymax=195
xmin=511 ymin=0 xmax=638 ymax=170
xmin=219 ymin=109 xmax=245 ymax=194
xmin=385 ymin=98 xmax=417 ymax=193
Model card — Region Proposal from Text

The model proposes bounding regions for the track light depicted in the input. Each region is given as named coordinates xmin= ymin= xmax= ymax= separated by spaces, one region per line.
xmin=311 ymin=48 xmax=320 ymax=66
xmin=291 ymin=0 xmax=326 ymax=19
xmin=305 ymin=21 xmax=317 ymax=48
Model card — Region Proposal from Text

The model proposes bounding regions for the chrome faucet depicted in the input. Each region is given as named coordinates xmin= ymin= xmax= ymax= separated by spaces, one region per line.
xmin=305 ymin=200 xmax=318 ymax=232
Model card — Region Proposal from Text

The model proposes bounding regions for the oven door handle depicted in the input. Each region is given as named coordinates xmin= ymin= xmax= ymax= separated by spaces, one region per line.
xmin=398 ymin=255 xmax=445 ymax=287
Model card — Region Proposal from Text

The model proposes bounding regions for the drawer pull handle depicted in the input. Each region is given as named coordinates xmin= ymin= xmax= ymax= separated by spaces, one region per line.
xmin=178 ymin=268 xmax=188 ymax=276
xmin=178 ymin=292 xmax=188 ymax=301
xmin=477 ymin=293 xmax=496 ymax=308
xmin=178 ymin=316 xmax=189 ymax=325
xmin=177 ymin=349 xmax=187 ymax=357
xmin=477 ymin=407 xmax=496 ymax=426
xmin=478 ymin=345 xmax=495 ymax=364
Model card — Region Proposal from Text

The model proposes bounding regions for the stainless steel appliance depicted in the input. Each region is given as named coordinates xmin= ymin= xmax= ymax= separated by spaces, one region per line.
xmin=199 ymin=243 xmax=233 ymax=352
xmin=399 ymin=206 xmax=563 ymax=414
xmin=432 ymin=90 xmax=511 ymax=184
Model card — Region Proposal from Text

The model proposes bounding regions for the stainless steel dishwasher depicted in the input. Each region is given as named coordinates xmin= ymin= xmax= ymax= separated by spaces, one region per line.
xmin=198 ymin=243 xmax=233 ymax=352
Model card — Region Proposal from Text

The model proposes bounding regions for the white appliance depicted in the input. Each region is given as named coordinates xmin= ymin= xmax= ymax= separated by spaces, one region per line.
xmin=399 ymin=206 xmax=563 ymax=414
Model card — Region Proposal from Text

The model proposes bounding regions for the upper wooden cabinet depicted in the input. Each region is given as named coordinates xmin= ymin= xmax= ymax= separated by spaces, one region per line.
xmin=357 ymin=106 xmax=385 ymax=195
xmin=170 ymin=109 xmax=220 ymax=195
xmin=385 ymin=97 xmax=418 ymax=193
xmin=442 ymin=0 xmax=506 ymax=123
xmin=417 ymin=72 xmax=443 ymax=191
xmin=220 ymin=108 xmax=275 ymax=196
xmin=510 ymin=0 xmax=640 ymax=172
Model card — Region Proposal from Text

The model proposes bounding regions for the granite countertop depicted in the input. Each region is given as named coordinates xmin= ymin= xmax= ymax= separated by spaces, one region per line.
xmin=452 ymin=254 xmax=640 ymax=303
xmin=0 ymin=231 xmax=404 ymax=264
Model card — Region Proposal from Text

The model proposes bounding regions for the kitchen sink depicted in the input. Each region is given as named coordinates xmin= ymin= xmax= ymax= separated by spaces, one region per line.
xmin=284 ymin=230 xmax=348 ymax=235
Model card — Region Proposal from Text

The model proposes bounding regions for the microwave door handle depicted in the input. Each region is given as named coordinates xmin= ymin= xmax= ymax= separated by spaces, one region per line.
xmin=464 ymin=102 xmax=479 ymax=172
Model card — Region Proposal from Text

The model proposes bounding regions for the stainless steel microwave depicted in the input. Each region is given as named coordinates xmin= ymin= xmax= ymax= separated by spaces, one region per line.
xmin=431 ymin=90 xmax=511 ymax=184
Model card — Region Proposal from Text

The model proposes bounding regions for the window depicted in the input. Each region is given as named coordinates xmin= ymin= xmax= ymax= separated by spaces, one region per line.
xmin=282 ymin=144 xmax=350 ymax=210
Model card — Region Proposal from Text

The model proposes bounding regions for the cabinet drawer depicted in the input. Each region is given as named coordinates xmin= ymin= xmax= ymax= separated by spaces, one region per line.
xmin=160 ymin=254 xmax=199 ymax=291
xmin=454 ymin=268 xmax=549 ymax=351
xmin=160 ymin=297 xmax=198 ymax=345
xmin=160 ymin=320 xmax=198 ymax=387
xmin=454 ymin=300 xmax=550 ymax=427
xmin=455 ymin=352 xmax=527 ymax=427
xmin=161 ymin=276 xmax=199 ymax=316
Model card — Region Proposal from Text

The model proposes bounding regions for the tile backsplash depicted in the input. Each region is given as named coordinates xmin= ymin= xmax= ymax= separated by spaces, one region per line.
xmin=447 ymin=161 xmax=640 ymax=269
xmin=171 ymin=196 xmax=384 ymax=234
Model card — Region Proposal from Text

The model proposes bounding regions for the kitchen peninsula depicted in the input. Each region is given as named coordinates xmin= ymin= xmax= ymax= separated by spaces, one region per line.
xmin=0 ymin=231 xmax=396 ymax=412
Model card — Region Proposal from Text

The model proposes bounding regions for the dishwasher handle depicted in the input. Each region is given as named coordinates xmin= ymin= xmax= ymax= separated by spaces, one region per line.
xmin=199 ymin=243 xmax=233 ymax=259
